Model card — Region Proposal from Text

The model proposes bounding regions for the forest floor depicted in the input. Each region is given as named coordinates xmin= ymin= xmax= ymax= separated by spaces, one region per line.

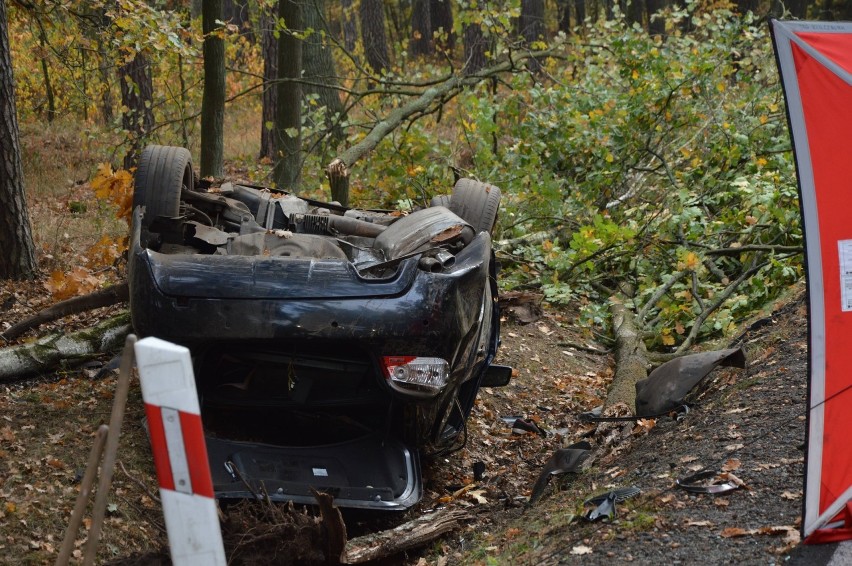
xmin=0 ymin=275 xmax=812 ymax=565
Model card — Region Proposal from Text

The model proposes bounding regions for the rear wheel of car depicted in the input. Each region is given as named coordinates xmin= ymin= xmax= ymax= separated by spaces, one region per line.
xmin=430 ymin=194 xmax=451 ymax=208
xmin=134 ymin=145 xmax=194 ymax=228
xmin=449 ymin=178 xmax=502 ymax=235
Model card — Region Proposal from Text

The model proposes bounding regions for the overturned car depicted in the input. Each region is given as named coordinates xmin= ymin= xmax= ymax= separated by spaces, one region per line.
xmin=128 ymin=145 xmax=511 ymax=510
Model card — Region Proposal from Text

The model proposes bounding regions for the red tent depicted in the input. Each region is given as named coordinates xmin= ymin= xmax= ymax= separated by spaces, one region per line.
xmin=772 ymin=19 xmax=852 ymax=544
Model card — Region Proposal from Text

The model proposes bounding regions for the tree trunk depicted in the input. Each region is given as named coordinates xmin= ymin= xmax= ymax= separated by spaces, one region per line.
xmin=463 ymin=22 xmax=488 ymax=76
xmin=260 ymin=3 xmax=278 ymax=159
xmin=119 ymin=51 xmax=155 ymax=169
xmin=201 ymin=0 xmax=226 ymax=178
xmin=647 ymin=0 xmax=666 ymax=37
xmin=557 ymin=0 xmax=572 ymax=34
xmin=603 ymin=295 xmax=648 ymax=412
xmin=37 ymin=24 xmax=56 ymax=123
xmin=0 ymin=0 xmax=38 ymax=280
xmin=341 ymin=0 xmax=357 ymax=54
xmin=410 ymin=0 xmax=433 ymax=57
xmin=0 ymin=312 xmax=131 ymax=382
xmin=223 ymin=0 xmax=252 ymax=41
xmin=359 ymin=0 xmax=389 ymax=74
xmin=627 ymin=0 xmax=645 ymax=28
xmin=519 ymin=0 xmax=546 ymax=72
xmin=274 ymin=0 xmax=302 ymax=191
xmin=575 ymin=0 xmax=586 ymax=27
xmin=429 ymin=0 xmax=454 ymax=50
xmin=302 ymin=0 xmax=345 ymax=141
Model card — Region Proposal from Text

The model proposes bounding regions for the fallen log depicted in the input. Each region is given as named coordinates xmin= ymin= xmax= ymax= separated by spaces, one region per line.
xmin=0 ymin=312 xmax=131 ymax=382
xmin=1 ymin=282 xmax=129 ymax=342
xmin=603 ymin=294 xmax=648 ymax=412
xmin=341 ymin=509 xmax=471 ymax=564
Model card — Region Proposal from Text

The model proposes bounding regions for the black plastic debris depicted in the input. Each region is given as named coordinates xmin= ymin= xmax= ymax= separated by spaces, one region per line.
xmin=635 ymin=347 xmax=746 ymax=417
xmin=473 ymin=461 xmax=486 ymax=482
xmin=511 ymin=418 xmax=547 ymax=437
xmin=585 ymin=491 xmax=617 ymax=521
xmin=527 ymin=441 xmax=591 ymax=506
xmin=582 ymin=487 xmax=641 ymax=522
xmin=675 ymin=470 xmax=740 ymax=495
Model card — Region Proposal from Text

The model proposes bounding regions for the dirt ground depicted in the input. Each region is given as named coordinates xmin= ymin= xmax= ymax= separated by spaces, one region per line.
xmin=0 ymin=279 xmax=809 ymax=565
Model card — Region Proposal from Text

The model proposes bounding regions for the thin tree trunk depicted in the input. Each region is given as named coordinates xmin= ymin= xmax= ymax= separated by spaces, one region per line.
xmin=201 ymin=0 xmax=226 ymax=178
xmin=37 ymin=24 xmax=56 ymax=123
xmin=260 ymin=3 xmax=278 ymax=159
xmin=119 ymin=52 xmax=155 ymax=169
xmin=557 ymin=0 xmax=572 ymax=34
xmin=0 ymin=0 xmax=37 ymax=280
xmin=575 ymin=0 xmax=586 ymax=27
xmin=341 ymin=0 xmax=357 ymax=54
xmin=360 ymin=0 xmax=389 ymax=74
xmin=96 ymin=36 xmax=114 ymax=125
xmin=302 ymin=0 xmax=345 ymax=141
xmin=463 ymin=22 xmax=487 ymax=76
xmin=274 ymin=0 xmax=302 ymax=190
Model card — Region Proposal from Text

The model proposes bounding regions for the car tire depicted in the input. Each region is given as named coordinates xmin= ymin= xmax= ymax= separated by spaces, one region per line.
xmin=134 ymin=145 xmax=194 ymax=228
xmin=449 ymin=178 xmax=501 ymax=235
xmin=430 ymin=194 xmax=451 ymax=208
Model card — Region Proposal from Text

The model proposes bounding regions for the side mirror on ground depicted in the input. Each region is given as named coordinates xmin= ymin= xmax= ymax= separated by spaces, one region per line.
xmin=481 ymin=364 xmax=513 ymax=387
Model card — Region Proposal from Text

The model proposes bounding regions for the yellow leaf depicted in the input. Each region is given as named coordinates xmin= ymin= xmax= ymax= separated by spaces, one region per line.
xmin=661 ymin=330 xmax=675 ymax=346
xmin=759 ymin=115 xmax=768 ymax=125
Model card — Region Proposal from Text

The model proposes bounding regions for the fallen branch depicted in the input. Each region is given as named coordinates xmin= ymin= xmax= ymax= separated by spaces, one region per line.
xmin=0 ymin=311 xmax=131 ymax=382
xmin=341 ymin=509 xmax=471 ymax=564
xmin=325 ymin=44 xmax=566 ymax=203
xmin=2 ymin=282 xmax=129 ymax=342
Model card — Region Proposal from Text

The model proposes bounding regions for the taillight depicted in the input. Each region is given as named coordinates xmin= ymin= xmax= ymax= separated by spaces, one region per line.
xmin=382 ymin=356 xmax=449 ymax=394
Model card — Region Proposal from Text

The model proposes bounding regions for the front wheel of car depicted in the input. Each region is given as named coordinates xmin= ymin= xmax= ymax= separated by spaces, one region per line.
xmin=449 ymin=178 xmax=502 ymax=235
xmin=134 ymin=145 xmax=194 ymax=228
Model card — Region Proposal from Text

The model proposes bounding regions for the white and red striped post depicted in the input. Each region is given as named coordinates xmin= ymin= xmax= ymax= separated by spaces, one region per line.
xmin=134 ymin=337 xmax=226 ymax=566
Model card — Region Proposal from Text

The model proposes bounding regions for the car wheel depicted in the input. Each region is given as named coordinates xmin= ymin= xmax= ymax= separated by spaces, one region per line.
xmin=430 ymin=194 xmax=451 ymax=208
xmin=449 ymin=178 xmax=501 ymax=235
xmin=134 ymin=145 xmax=194 ymax=228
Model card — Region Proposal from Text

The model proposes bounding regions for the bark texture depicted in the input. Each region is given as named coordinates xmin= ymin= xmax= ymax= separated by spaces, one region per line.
xmin=359 ymin=0 xmax=389 ymax=74
xmin=119 ymin=52 xmax=154 ymax=169
xmin=410 ymin=0 xmax=433 ymax=57
xmin=463 ymin=22 xmax=488 ymax=75
xmin=0 ymin=0 xmax=38 ymax=280
xmin=429 ymin=0 xmax=454 ymax=50
xmin=201 ymin=0 xmax=226 ymax=178
xmin=274 ymin=0 xmax=302 ymax=190
xmin=260 ymin=3 xmax=278 ymax=159
xmin=604 ymin=296 xmax=649 ymax=412
xmin=302 ymin=0 xmax=344 ymax=140
xmin=0 ymin=312 xmax=131 ymax=382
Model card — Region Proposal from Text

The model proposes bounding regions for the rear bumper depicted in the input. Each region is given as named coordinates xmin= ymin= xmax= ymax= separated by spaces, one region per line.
xmin=207 ymin=432 xmax=421 ymax=510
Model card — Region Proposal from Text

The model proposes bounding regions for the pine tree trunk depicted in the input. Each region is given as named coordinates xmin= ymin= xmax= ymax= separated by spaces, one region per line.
xmin=341 ymin=0 xmax=357 ymax=54
xmin=519 ymin=0 xmax=545 ymax=73
xmin=410 ymin=0 xmax=433 ymax=57
xmin=201 ymin=0 xmax=226 ymax=178
xmin=0 ymin=0 xmax=38 ymax=280
xmin=360 ymin=0 xmax=389 ymax=74
xmin=646 ymin=0 xmax=666 ymax=36
xmin=575 ymin=0 xmax=586 ymax=27
xmin=463 ymin=22 xmax=487 ymax=76
xmin=274 ymin=0 xmax=302 ymax=191
xmin=260 ymin=3 xmax=278 ymax=159
xmin=119 ymin=52 xmax=154 ymax=169
xmin=430 ymin=0 xmax=454 ymax=50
